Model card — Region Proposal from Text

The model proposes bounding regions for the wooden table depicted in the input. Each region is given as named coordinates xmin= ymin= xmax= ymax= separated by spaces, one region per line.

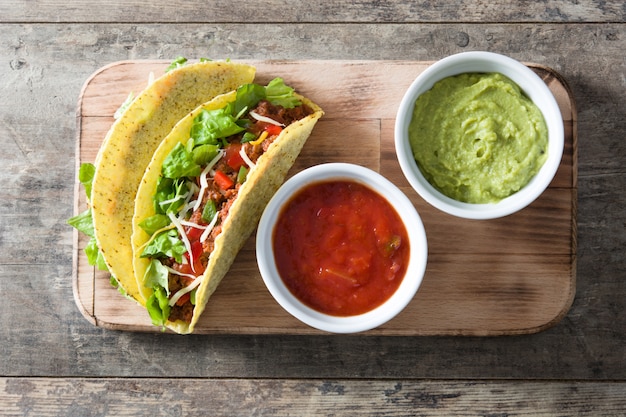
xmin=2 ymin=1 xmax=625 ymax=415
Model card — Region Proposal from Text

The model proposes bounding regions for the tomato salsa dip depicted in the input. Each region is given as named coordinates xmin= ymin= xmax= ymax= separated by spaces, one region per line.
xmin=272 ymin=180 xmax=410 ymax=316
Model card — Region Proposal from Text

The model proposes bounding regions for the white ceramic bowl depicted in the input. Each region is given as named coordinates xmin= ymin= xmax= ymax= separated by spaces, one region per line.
xmin=395 ymin=51 xmax=564 ymax=219
xmin=256 ymin=163 xmax=428 ymax=334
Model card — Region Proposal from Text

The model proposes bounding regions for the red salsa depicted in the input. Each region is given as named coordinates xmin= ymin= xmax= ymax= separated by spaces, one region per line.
xmin=272 ymin=180 xmax=410 ymax=316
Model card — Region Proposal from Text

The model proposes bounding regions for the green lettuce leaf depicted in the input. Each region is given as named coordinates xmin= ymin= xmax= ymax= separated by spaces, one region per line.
xmin=265 ymin=77 xmax=301 ymax=109
xmin=146 ymin=286 xmax=171 ymax=327
xmin=192 ymin=143 xmax=220 ymax=166
xmin=154 ymin=177 xmax=189 ymax=215
xmin=78 ymin=163 xmax=96 ymax=198
xmin=190 ymin=108 xmax=246 ymax=146
xmin=67 ymin=162 xmax=109 ymax=272
xmin=67 ymin=208 xmax=94 ymax=237
xmin=166 ymin=56 xmax=188 ymax=72
xmin=143 ymin=259 xmax=170 ymax=295
xmin=232 ymin=83 xmax=266 ymax=118
xmin=113 ymin=91 xmax=135 ymax=120
xmin=162 ymin=142 xmax=202 ymax=179
xmin=140 ymin=229 xmax=186 ymax=264
xmin=138 ymin=214 xmax=171 ymax=235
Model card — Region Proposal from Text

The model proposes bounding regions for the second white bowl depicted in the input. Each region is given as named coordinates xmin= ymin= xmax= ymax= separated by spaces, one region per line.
xmin=256 ymin=163 xmax=428 ymax=334
xmin=394 ymin=51 xmax=564 ymax=219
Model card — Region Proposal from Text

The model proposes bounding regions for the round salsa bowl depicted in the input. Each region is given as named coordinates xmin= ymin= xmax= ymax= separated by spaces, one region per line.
xmin=394 ymin=51 xmax=564 ymax=219
xmin=256 ymin=163 xmax=428 ymax=334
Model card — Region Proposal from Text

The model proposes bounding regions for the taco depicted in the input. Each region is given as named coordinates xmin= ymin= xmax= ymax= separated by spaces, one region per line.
xmin=89 ymin=60 xmax=256 ymax=302
xmin=131 ymin=78 xmax=323 ymax=333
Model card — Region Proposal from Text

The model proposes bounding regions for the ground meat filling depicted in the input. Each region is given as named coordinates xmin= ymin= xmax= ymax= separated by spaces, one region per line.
xmin=168 ymin=274 xmax=194 ymax=323
xmin=253 ymin=99 xmax=313 ymax=126
xmin=165 ymin=99 xmax=313 ymax=323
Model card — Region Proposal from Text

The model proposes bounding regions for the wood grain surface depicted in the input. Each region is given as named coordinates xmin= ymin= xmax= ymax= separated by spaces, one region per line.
xmin=2 ymin=0 xmax=624 ymax=23
xmin=3 ymin=377 xmax=625 ymax=417
xmin=74 ymin=60 xmax=577 ymax=336
xmin=2 ymin=1 xmax=626 ymax=414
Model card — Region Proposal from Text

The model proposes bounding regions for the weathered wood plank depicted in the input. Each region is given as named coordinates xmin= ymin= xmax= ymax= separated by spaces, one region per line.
xmin=2 ymin=378 xmax=626 ymax=416
xmin=1 ymin=0 xmax=624 ymax=23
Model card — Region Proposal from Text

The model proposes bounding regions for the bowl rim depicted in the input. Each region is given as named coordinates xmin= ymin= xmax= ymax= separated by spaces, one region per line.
xmin=256 ymin=162 xmax=428 ymax=334
xmin=394 ymin=51 xmax=564 ymax=220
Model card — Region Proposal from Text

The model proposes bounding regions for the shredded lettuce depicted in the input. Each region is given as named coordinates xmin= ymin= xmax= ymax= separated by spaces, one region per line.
xmin=192 ymin=143 xmax=220 ymax=166
xmin=190 ymin=108 xmax=246 ymax=146
xmin=140 ymin=229 xmax=187 ymax=264
xmin=165 ymin=56 xmax=188 ymax=72
xmin=67 ymin=207 xmax=94 ymax=237
xmin=162 ymin=143 xmax=202 ymax=179
xmin=265 ymin=77 xmax=301 ymax=108
xmin=113 ymin=91 xmax=135 ymax=119
xmin=154 ymin=177 xmax=189 ymax=215
xmin=138 ymin=214 xmax=171 ymax=235
xmin=77 ymin=162 xmax=96 ymax=197
xmin=232 ymin=83 xmax=266 ymax=118
xmin=144 ymin=260 xmax=173 ymax=328
xmin=144 ymin=259 xmax=170 ymax=295
xmin=67 ymin=162 xmax=109 ymax=272
xmin=146 ymin=286 xmax=171 ymax=328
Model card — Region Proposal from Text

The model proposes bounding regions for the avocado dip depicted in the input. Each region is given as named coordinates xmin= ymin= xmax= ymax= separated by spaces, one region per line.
xmin=408 ymin=72 xmax=548 ymax=204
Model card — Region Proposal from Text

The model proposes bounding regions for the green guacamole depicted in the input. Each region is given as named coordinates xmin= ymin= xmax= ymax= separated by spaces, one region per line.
xmin=408 ymin=72 xmax=548 ymax=204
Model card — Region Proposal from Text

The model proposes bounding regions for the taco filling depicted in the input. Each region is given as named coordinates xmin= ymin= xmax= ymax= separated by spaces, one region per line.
xmin=136 ymin=78 xmax=315 ymax=326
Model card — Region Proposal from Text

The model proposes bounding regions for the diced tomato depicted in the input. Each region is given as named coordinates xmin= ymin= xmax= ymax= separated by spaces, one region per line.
xmin=225 ymin=143 xmax=245 ymax=170
xmin=264 ymin=124 xmax=283 ymax=136
xmin=190 ymin=240 xmax=203 ymax=259
xmin=185 ymin=240 xmax=203 ymax=262
xmin=214 ymin=170 xmax=234 ymax=190
xmin=175 ymin=262 xmax=193 ymax=276
xmin=186 ymin=226 xmax=203 ymax=241
xmin=175 ymin=292 xmax=191 ymax=307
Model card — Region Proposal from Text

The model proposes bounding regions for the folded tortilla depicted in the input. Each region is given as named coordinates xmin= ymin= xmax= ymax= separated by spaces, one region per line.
xmin=91 ymin=61 xmax=256 ymax=302
xmin=132 ymin=89 xmax=323 ymax=334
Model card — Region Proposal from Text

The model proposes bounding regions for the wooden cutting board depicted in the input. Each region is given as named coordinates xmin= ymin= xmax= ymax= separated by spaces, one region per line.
xmin=73 ymin=60 xmax=577 ymax=335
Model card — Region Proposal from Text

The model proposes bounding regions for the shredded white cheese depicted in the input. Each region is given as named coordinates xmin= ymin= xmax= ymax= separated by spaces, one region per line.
xmin=167 ymin=211 xmax=194 ymax=271
xmin=168 ymin=276 xmax=203 ymax=307
xmin=164 ymin=265 xmax=196 ymax=281
xmin=179 ymin=219 xmax=208 ymax=229
xmin=239 ymin=146 xmax=256 ymax=170
xmin=200 ymin=212 xmax=219 ymax=243
xmin=193 ymin=150 xmax=225 ymax=212
xmin=159 ymin=190 xmax=190 ymax=209
xmin=136 ymin=224 xmax=176 ymax=253
xmin=249 ymin=110 xmax=285 ymax=126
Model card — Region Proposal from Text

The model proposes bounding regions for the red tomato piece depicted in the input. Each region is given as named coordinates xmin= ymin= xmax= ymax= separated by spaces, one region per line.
xmin=183 ymin=240 xmax=205 ymax=275
xmin=225 ymin=143 xmax=245 ymax=170
xmin=175 ymin=292 xmax=191 ymax=307
xmin=186 ymin=226 xmax=203 ymax=242
xmin=190 ymin=240 xmax=203 ymax=259
xmin=264 ymin=124 xmax=283 ymax=136
xmin=175 ymin=262 xmax=193 ymax=276
xmin=214 ymin=170 xmax=234 ymax=190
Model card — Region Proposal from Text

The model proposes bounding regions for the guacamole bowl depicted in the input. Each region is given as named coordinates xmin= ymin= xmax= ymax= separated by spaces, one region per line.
xmin=256 ymin=163 xmax=428 ymax=334
xmin=395 ymin=51 xmax=564 ymax=219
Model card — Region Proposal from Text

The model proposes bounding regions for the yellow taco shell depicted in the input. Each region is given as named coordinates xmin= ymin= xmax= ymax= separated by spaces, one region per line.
xmin=132 ymin=91 xmax=324 ymax=334
xmin=91 ymin=61 xmax=256 ymax=303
